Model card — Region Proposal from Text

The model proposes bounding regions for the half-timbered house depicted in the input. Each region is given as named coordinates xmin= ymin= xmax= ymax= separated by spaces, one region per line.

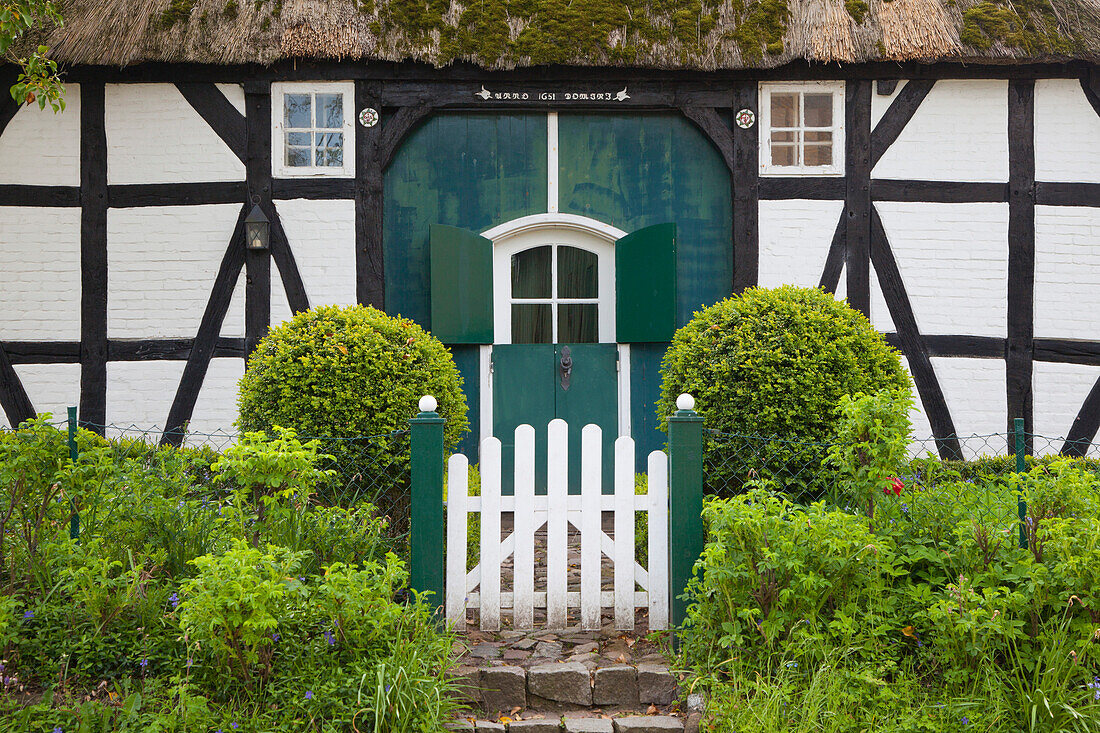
xmin=2 ymin=0 xmax=1100 ymax=467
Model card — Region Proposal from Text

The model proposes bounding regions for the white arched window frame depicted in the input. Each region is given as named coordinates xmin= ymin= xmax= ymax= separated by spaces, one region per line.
xmin=483 ymin=213 xmax=626 ymax=345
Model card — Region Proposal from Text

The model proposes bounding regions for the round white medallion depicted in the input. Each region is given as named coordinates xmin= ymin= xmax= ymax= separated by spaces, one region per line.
xmin=359 ymin=107 xmax=379 ymax=127
xmin=735 ymin=108 xmax=755 ymax=129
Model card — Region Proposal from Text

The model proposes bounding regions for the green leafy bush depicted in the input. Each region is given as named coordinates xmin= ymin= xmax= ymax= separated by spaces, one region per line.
xmin=657 ymin=286 xmax=909 ymax=496
xmin=236 ymin=304 xmax=468 ymax=505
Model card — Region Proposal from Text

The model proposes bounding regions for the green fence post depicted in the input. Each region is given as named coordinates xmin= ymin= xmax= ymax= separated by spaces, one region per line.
xmin=1014 ymin=417 xmax=1027 ymax=550
xmin=409 ymin=395 xmax=445 ymax=611
xmin=67 ymin=406 xmax=79 ymax=541
xmin=668 ymin=393 xmax=704 ymax=629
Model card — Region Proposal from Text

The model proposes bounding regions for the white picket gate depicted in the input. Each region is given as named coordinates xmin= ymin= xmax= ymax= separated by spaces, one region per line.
xmin=444 ymin=419 xmax=669 ymax=632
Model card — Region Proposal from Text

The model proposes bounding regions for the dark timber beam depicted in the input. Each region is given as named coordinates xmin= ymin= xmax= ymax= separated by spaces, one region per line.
xmin=175 ymin=83 xmax=247 ymax=162
xmin=0 ymin=67 xmax=18 ymax=138
xmin=1034 ymin=182 xmax=1100 ymax=207
xmin=378 ymin=104 xmax=434 ymax=168
xmin=244 ymin=82 xmax=274 ymax=358
xmin=162 ymin=209 xmax=247 ymax=444
xmin=731 ymin=83 xmax=759 ymax=293
xmin=0 ymin=342 xmax=35 ymax=426
xmin=109 ymin=181 xmax=247 ymax=207
xmin=272 ymin=178 xmax=355 ymax=200
xmin=818 ymin=217 xmax=846 ymax=294
xmin=844 ymin=80 xmax=872 ymax=316
xmin=883 ymin=334 xmax=1005 ymax=359
xmin=872 ymin=180 xmax=1008 ymax=204
xmin=1007 ymin=80 xmax=1035 ymax=447
xmin=1080 ymin=72 xmax=1100 ymax=118
xmin=1063 ymin=379 xmax=1100 ymax=457
xmin=0 ymin=185 xmax=80 ymax=206
xmin=759 ymin=177 xmax=845 ymax=200
xmin=870 ymin=207 xmax=962 ymax=460
xmin=355 ymin=81 xmax=385 ymax=308
xmin=4 ymin=339 xmax=247 ymax=364
xmin=869 ymin=80 xmax=935 ymax=168
xmin=79 ymin=82 xmax=108 ymax=432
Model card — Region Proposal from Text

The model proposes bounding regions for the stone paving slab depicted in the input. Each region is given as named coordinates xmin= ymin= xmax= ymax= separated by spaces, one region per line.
xmin=612 ymin=716 xmax=684 ymax=732
xmin=562 ymin=719 xmax=614 ymax=733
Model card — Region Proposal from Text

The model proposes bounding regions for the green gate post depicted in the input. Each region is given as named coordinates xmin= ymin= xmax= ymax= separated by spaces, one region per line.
xmin=668 ymin=393 xmax=704 ymax=629
xmin=67 ymin=406 xmax=79 ymax=540
xmin=1014 ymin=417 xmax=1028 ymax=550
xmin=409 ymin=395 xmax=445 ymax=611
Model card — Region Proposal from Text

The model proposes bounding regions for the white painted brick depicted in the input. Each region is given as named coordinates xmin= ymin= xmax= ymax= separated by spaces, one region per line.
xmin=933 ymin=356 xmax=1007 ymax=457
xmin=107 ymin=204 xmax=245 ymax=338
xmin=0 ymin=84 xmax=80 ymax=186
xmin=0 ymin=364 xmax=81 ymax=429
xmin=105 ymin=83 xmax=245 ymax=185
xmin=757 ymin=198 xmax=844 ymax=293
xmin=0 ymin=207 xmax=81 ymax=340
xmin=1035 ymin=79 xmax=1100 ymax=183
xmin=870 ymin=80 xmax=906 ymax=130
xmin=216 ymin=84 xmax=246 ymax=115
xmin=272 ymin=199 xmax=357 ymax=325
xmin=873 ymin=80 xmax=1008 ymax=182
xmin=876 ymin=202 xmax=1008 ymax=337
xmin=1033 ymin=361 xmax=1100 ymax=447
xmin=1035 ymin=205 xmax=1100 ymax=340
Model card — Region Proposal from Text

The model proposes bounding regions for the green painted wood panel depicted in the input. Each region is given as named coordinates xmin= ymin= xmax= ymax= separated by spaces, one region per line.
xmin=448 ymin=344 xmax=480 ymax=458
xmin=616 ymin=223 xmax=677 ymax=343
xmin=558 ymin=113 xmax=732 ymax=327
xmin=555 ymin=343 xmax=618 ymax=493
xmin=430 ymin=224 xmax=494 ymax=343
xmin=629 ymin=342 xmax=669 ymax=472
xmin=385 ymin=114 xmax=548 ymax=328
xmin=492 ymin=344 xmax=556 ymax=494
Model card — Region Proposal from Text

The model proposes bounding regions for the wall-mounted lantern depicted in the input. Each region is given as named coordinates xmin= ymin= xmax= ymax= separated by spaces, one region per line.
xmin=245 ymin=204 xmax=269 ymax=251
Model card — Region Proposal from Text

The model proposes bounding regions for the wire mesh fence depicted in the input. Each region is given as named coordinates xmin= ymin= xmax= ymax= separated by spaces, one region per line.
xmin=702 ymin=427 xmax=1100 ymax=538
xmin=0 ymin=417 xmax=414 ymax=551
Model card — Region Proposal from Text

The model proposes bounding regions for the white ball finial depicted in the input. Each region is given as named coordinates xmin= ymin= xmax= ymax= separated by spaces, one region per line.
xmin=418 ymin=395 xmax=438 ymax=412
xmin=676 ymin=393 xmax=695 ymax=411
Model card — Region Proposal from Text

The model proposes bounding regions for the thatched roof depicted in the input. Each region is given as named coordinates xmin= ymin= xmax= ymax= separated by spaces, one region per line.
xmin=41 ymin=0 xmax=1100 ymax=69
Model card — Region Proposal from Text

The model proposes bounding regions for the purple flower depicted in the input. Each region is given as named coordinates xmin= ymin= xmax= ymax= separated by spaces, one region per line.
xmin=962 ymin=717 xmax=969 ymax=725
xmin=22 ymin=610 xmax=32 ymax=620
xmin=53 ymin=728 xmax=62 ymax=733
xmin=304 ymin=690 xmax=314 ymax=700
xmin=1089 ymin=677 xmax=1100 ymax=701
xmin=139 ymin=658 xmax=148 ymax=668
xmin=324 ymin=629 xmax=335 ymax=646
xmin=271 ymin=633 xmax=280 ymax=642
xmin=169 ymin=593 xmax=179 ymax=609
xmin=231 ymin=723 xmax=239 ymax=730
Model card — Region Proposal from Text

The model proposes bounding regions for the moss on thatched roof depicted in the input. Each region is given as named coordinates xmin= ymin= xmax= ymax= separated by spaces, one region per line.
xmin=42 ymin=0 xmax=1100 ymax=68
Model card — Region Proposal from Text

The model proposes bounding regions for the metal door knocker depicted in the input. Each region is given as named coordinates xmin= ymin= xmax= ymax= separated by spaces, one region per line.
xmin=559 ymin=346 xmax=573 ymax=391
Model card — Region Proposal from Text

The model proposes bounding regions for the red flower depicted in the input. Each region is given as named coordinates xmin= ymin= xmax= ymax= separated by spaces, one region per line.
xmin=883 ymin=477 xmax=904 ymax=497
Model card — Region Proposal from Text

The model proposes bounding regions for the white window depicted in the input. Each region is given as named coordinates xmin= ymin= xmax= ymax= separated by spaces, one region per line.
xmin=760 ymin=83 xmax=845 ymax=176
xmin=271 ymin=82 xmax=354 ymax=177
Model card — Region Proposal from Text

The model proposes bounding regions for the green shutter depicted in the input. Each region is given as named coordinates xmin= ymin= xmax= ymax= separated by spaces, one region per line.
xmin=615 ymin=223 xmax=677 ymax=343
xmin=430 ymin=224 xmax=494 ymax=343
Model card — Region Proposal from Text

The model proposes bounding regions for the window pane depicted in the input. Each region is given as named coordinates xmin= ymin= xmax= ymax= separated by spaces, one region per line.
xmin=803 ymin=144 xmax=833 ymax=166
xmin=285 ymin=94 xmax=311 ymax=128
xmin=771 ymin=144 xmax=797 ymax=166
xmin=317 ymin=93 xmax=343 ymax=128
xmin=315 ymin=132 xmax=344 ymax=166
xmin=771 ymin=130 xmax=797 ymax=144
xmin=287 ymin=131 xmax=311 ymax=146
xmin=770 ymin=93 xmax=797 ymax=127
xmin=558 ymin=304 xmax=598 ymax=343
xmin=558 ymin=246 xmax=598 ymax=298
xmin=512 ymin=304 xmax=553 ymax=344
xmin=804 ymin=94 xmax=833 ymax=127
xmin=286 ymin=146 xmax=310 ymax=167
xmin=511 ymin=246 xmax=552 ymax=298
xmin=804 ymin=130 xmax=832 ymax=143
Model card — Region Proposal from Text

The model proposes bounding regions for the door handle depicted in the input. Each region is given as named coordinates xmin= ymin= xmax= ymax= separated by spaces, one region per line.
xmin=559 ymin=345 xmax=572 ymax=391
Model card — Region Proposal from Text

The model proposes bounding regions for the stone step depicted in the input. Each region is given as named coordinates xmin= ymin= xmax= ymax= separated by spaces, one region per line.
xmin=456 ymin=662 xmax=680 ymax=714
xmin=448 ymin=715 xmax=687 ymax=732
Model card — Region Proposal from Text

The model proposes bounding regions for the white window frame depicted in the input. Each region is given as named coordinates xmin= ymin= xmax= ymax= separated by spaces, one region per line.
xmin=271 ymin=81 xmax=355 ymax=178
xmin=759 ymin=82 xmax=845 ymax=177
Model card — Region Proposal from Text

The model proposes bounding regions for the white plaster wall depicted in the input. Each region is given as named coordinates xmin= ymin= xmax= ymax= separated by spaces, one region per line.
xmin=1035 ymin=205 xmax=1100 ymax=340
xmin=272 ymin=198 xmax=357 ymax=324
xmin=105 ymin=84 xmax=245 ymax=185
xmin=105 ymin=357 xmax=242 ymax=437
xmin=1035 ymin=79 xmax=1100 ymax=184
xmin=0 ymin=207 xmax=81 ymax=340
xmin=877 ymin=202 xmax=1008 ymax=337
xmin=757 ymin=198 xmax=845 ymax=292
xmin=899 ymin=356 xmax=934 ymax=443
xmin=216 ymin=84 xmax=246 ymax=115
xmin=873 ymin=80 xmax=1008 ymax=182
xmin=0 ymin=84 xmax=80 ymax=186
xmin=1033 ymin=361 xmax=1100 ymax=447
xmin=934 ymin=356 xmax=1008 ymax=456
xmin=870 ymin=80 xmax=906 ymax=130
xmin=0 ymin=364 xmax=81 ymax=429
xmin=107 ymin=204 xmax=245 ymax=339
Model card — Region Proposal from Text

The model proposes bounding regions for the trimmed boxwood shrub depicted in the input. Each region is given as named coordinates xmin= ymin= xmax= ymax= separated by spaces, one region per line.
xmin=237 ymin=305 xmax=468 ymax=507
xmin=657 ymin=286 xmax=910 ymax=497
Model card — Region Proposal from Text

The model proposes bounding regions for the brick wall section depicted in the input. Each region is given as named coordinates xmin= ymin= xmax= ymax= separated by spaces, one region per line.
xmin=271 ymin=199 xmax=357 ymax=326
xmin=0 ymin=84 xmax=81 ymax=186
xmin=106 ymin=204 xmax=245 ymax=339
xmin=0 ymin=364 xmax=81 ymax=429
xmin=0 ymin=207 xmax=82 ymax=340
xmin=873 ymin=80 xmax=1009 ymax=183
xmin=1033 ymin=361 xmax=1100 ymax=442
xmin=1034 ymin=205 xmax=1100 ymax=340
xmin=1035 ymin=79 xmax=1100 ymax=184
xmin=105 ymin=83 xmax=245 ymax=185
